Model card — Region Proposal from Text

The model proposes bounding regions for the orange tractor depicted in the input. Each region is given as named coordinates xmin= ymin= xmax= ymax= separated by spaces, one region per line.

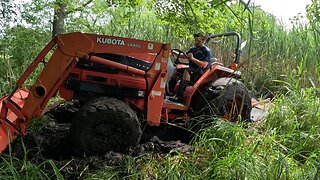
xmin=0 ymin=32 xmax=252 ymax=154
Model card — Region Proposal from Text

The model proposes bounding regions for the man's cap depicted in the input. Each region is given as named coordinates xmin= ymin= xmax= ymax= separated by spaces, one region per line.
xmin=193 ymin=33 xmax=203 ymax=38
xmin=194 ymin=33 xmax=209 ymax=41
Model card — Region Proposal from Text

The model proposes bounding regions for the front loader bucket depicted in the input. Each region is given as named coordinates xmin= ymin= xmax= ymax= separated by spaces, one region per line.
xmin=0 ymin=89 xmax=29 ymax=152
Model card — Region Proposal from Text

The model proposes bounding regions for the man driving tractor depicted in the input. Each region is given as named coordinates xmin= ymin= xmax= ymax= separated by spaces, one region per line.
xmin=168 ymin=33 xmax=214 ymax=102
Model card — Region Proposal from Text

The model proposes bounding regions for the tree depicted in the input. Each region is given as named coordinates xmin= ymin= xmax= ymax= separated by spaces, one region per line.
xmin=52 ymin=0 xmax=94 ymax=37
xmin=0 ymin=0 xmax=17 ymax=33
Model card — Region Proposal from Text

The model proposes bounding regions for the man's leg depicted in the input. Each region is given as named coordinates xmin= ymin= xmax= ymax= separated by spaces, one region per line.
xmin=168 ymin=68 xmax=184 ymax=95
xmin=189 ymin=67 xmax=204 ymax=84
xmin=170 ymin=69 xmax=190 ymax=102
xmin=176 ymin=69 xmax=190 ymax=97
xmin=168 ymin=78 xmax=177 ymax=95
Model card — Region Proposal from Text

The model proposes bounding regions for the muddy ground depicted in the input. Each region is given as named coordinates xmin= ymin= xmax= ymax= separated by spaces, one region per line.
xmin=8 ymin=101 xmax=194 ymax=179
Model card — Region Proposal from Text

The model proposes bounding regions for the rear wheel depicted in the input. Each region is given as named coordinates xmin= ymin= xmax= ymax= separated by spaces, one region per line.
xmin=70 ymin=97 xmax=142 ymax=154
xmin=190 ymin=77 xmax=252 ymax=122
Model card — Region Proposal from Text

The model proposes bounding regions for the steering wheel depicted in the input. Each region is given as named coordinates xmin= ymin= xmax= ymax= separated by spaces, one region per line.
xmin=171 ymin=48 xmax=189 ymax=65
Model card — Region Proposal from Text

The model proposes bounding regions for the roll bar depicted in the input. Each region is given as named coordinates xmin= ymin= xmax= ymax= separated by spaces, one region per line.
xmin=205 ymin=32 xmax=241 ymax=64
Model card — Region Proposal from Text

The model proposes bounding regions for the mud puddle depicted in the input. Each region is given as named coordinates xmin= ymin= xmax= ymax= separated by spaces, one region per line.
xmin=9 ymin=101 xmax=194 ymax=179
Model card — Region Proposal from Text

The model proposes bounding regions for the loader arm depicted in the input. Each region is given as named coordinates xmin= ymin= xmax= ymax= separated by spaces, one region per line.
xmin=0 ymin=32 xmax=170 ymax=153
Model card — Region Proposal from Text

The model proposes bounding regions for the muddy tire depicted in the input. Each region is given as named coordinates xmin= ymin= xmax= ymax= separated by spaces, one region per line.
xmin=190 ymin=77 xmax=252 ymax=122
xmin=70 ymin=97 xmax=142 ymax=154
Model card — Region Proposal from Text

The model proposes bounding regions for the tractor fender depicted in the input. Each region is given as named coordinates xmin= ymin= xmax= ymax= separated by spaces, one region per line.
xmin=211 ymin=77 xmax=240 ymax=89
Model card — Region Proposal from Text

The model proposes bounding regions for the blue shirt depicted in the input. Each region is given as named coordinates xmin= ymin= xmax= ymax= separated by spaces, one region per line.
xmin=186 ymin=45 xmax=213 ymax=71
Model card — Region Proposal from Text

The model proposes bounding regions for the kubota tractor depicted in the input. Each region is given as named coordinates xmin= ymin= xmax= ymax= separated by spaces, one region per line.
xmin=0 ymin=32 xmax=252 ymax=154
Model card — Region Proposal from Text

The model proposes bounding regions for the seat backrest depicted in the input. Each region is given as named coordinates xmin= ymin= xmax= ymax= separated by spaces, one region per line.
xmin=211 ymin=59 xmax=223 ymax=66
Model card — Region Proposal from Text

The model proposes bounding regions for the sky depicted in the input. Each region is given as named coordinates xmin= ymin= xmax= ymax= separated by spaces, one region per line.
xmin=253 ymin=0 xmax=312 ymax=27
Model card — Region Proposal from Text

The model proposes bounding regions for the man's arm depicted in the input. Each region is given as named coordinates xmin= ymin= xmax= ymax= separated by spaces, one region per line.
xmin=188 ymin=46 xmax=212 ymax=69
xmin=187 ymin=53 xmax=208 ymax=69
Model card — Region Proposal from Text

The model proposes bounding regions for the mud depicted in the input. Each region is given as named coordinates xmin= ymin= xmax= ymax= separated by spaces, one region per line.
xmin=8 ymin=101 xmax=194 ymax=179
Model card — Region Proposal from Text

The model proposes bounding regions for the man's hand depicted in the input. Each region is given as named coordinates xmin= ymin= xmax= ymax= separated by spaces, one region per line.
xmin=187 ymin=53 xmax=193 ymax=60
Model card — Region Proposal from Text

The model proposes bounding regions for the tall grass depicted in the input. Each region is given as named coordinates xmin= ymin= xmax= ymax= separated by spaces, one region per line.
xmin=240 ymin=11 xmax=319 ymax=95
xmin=0 ymin=141 xmax=63 ymax=180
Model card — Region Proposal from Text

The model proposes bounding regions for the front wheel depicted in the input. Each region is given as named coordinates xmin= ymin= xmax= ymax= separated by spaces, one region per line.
xmin=190 ymin=77 xmax=252 ymax=122
xmin=70 ymin=97 xmax=142 ymax=155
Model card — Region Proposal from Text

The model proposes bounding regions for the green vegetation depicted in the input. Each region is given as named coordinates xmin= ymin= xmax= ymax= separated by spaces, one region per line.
xmin=0 ymin=0 xmax=320 ymax=179
xmin=0 ymin=144 xmax=63 ymax=179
